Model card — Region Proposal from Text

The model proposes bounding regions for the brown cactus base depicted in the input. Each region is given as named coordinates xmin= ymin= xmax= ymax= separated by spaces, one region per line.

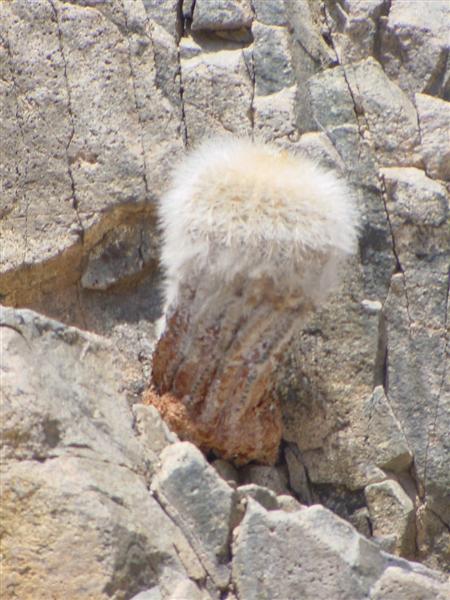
xmin=144 ymin=277 xmax=313 ymax=465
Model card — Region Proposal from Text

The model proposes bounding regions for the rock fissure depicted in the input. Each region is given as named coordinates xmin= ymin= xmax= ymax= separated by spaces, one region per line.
xmin=119 ymin=0 xmax=150 ymax=198
xmin=47 ymin=0 xmax=84 ymax=241
xmin=423 ymin=268 xmax=450 ymax=494
xmin=242 ymin=46 xmax=255 ymax=136
xmin=0 ymin=30 xmax=31 ymax=260
xmin=152 ymin=487 xmax=227 ymax=590
xmin=177 ymin=48 xmax=189 ymax=146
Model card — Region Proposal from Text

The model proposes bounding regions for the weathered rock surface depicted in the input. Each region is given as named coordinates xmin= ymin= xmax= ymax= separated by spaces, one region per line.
xmin=416 ymin=93 xmax=450 ymax=181
xmin=1 ymin=0 xmax=449 ymax=591
xmin=0 ymin=0 xmax=181 ymax=393
xmin=2 ymin=307 xmax=450 ymax=598
xmin=191 ymin=0 xmax=253 ymax=32
xmin=232 ymin=501 xmax=450 ymax=600
xmin=365 ymin=479 xmax=416 ymax=557
xmin=378 ymin=0 xmax=450 ymax=100
xmin=0 ymin=307 xmax=205 ymax=599
xmin=152 ymin=442 xmax=235 ymax=590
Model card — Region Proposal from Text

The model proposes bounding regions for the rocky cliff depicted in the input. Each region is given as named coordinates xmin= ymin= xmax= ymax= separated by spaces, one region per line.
xmin=1 ymin=1 xmax=449 ymax=598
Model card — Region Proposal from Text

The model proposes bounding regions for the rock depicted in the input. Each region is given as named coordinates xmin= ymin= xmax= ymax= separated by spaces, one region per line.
xmin=131 ymin=573 xmax=214 ymax=600
xmin=165 ymin=577 xmax=213 ymax=600
xmin=280 ymin=284 xmax=385 ymax=491
xmin=212 ymin=459 xmax=240 ymax=486
xmin=296 ymin=131 xmax=346 ymax=172
xmin=192 ymin=0 xmax=253 ymax=31
xmin=252 ymin=22 xmax=295 ymax=96
xmin=2 ymin=0 xmax=450 ymax=580
xmin=232 ymin=502 xmax=450 ymax=600
xmin=276 ymin=494 xmax=305 ymax=513
xmin=346 ymin=58 xmax=421 ymax=166
xmin=285 ymin=0 xmax=335 ymax=69
xmin=240 ymin=464 xmax=290 ymax=496
xmin=150 ymin=22 xmax=183 ymax=109
xmin=131 ymin=589 xmax=162 ymax=600
xmin=1 ymin=306 xmax=144 ymax=469
xmin=349 ymin=507 xmax=372 ymax=538
xmin=381 ymin=168 xmax=449 ymax=534
xmin=326 ymin=0 xmax=387 ymax=63
xmin=152 ymin=442 xmax=235 ymax=590
xmin=379 ymin=0 xmax=450 ymax=99
xmin=0 ymin=0 xmax=83 ymax=274
xmin=180 ymin=49 xmax=253 ymax=142
xmin=365 ymin=480 xmax=416 ymax=557
xmin=0 ymin=0 xmax=180 ymax=395
xmin=132 ymin=404 xmax=179 ymax=457
xmin=365 ymin=386 xmax=413 ymax=473
xmin=142 ymin=0 xmax=180 ymax=38
xmin=381 ymin=167 xmax=448 ymax=233
xmin=0 ymin=0 xmax=181 ymax=282
xmin=253 ymin=86 xmax=298 ymax=142
xmin=81 ymin=223 xmax=159 ymax=291
xmin=252 ymin=0 xmax=287 ymax=26
xmin=370 ymin=566 xmax=450 ymax=600
xmin=0 ymin=307 xmax=204 ymax=600
xmin=416 ymin=93 xmax=450 ymax=181
xmin=308 ymin=66 xmax=357 ymax=129
xmin=236 ymin=484 xmax=279 ymax=511
xmin=284 ymin=444 xmax=313 ymax=504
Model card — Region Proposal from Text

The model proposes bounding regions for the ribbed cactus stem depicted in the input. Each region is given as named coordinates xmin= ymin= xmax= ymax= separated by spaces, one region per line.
xmin=147 ymin=275 xmax=314 ymax=464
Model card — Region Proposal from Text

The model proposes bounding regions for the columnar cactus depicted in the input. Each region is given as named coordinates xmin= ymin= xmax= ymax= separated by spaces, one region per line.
xmin=144 ymin=138 xmax=359 ymax=465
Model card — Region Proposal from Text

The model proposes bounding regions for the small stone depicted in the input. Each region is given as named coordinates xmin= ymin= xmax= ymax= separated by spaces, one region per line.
xmin=240 ymin=464 xmax=290 ymax=496
xmin=191 ymin=0 xmax=253 ymax=31
xmin=370 ymin=566 xmax=450 ymax=600
xmin=130 ymin=588 xmax=162 ymax=600
xmin=284 ymin=444 xmax=313 ymax=504
xmin=212 ymin=459 xmax=240 ymax=486
xmin=132 ymin=404 xmax=178 ymax=456
xmin=346 ymin=58 xmax=421 ymax=166
xmin=416 ymin=93 xmax=450 ymax=181
xmin=152 ymin=442 xmax=235 ymax=589
xmin=365 ymin=479 xmax=416 ymax=558
xmin=361 ymin=299 xmax=382 ymax=315
xmin=253 ymin=0 xmax=287 ymax=26
xmin=276 ymin=494 xmax=304 ymax=513
xmin=236 ymin=484 xmax=279 ymax=511
xmin=349 ymin=507 xmax=372 ymax=538
xmin=365 ymin=386 xmax=413 ymax=473
xmin=381 ymin=167 xmax=448 ymax=229
xmin=253 ymin=22 xmax=295 ymax=96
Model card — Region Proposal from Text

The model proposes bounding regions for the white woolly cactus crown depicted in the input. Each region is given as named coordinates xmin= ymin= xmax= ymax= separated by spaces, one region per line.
xmin=159 ymin=137 xmax=359 ymax=308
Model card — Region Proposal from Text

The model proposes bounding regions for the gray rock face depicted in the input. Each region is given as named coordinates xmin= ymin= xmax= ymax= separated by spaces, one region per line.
xmin=0 ymin=307 xmax=204 ymax=600
xmin=2 ymin=307 xmax=449 ymax=598
xmin=379 ymin=0 xmax=450 ymax=99
xmin=1 ymin=0 xmax=449 ymax=592
xmin=232 ymin=502 xmax=450 ymax=600
xmin=152 ymin=442 xmax=235 ymax=590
